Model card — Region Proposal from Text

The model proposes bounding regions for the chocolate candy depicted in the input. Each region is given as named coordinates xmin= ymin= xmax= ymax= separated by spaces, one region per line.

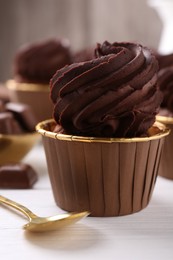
xmin=0 ymin=100 xmax=5 ymax=112
xmin=0 ymin=112 xmax=23 ymax=134
xmin=5 ymin=102 xmax=37 ymax=132
xmin=0 ymin=85 xmax=10 ymax=103
xmin=0 ymin=163 xmax=38 ymax=189
xmin=0 ymin=112 xmax=15 ymax=134
xmin=0 ymin=98 xmax=37 ymax=135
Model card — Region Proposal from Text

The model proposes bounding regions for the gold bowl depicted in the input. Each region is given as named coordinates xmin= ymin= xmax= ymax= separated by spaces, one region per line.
xmin=6 ymin=80 xmax=53 ymax=123
xmin=0 ymin=132 xmax=40 ymax=165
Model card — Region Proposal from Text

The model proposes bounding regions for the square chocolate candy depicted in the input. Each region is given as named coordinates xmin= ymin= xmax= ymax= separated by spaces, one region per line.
xmin=0 ymin=163 xmax=38 ymax=189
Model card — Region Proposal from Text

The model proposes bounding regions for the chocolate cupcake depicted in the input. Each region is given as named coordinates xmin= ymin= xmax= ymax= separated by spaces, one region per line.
xmin=156 ymin=66 xmax=173 ymax=179
xmin=36 ymin=41 xmax=169 ymax=216
xmin=6 ymin=38 xmax=72 ymax=122
xmin=14 ymin=38 xmax=72 ymax=84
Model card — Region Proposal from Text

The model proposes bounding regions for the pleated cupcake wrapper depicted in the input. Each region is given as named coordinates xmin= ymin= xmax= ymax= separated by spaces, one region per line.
xmin=6 ymin=80 xmax=53 ymax=123
xmin=157 ymin=115 xmax=173 ymax=180
xmin=36 ymin=119 xmax=169 ymax=217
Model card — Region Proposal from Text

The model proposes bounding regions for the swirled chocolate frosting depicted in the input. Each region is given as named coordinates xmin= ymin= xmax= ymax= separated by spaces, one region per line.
xmin=158 ymin=66 xmax=173 ymax=114
xmin=50 ymin=41 xmax=162 ymax=138
xmin=14 ymin=38 xmax=72 ymax=84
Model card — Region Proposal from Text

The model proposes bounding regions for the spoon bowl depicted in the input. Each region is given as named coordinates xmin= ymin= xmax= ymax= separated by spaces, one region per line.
xmin=23 ymin=212 xmax=89 ymax=232
xmin=0 ymin=195 xmax=89 ymax=232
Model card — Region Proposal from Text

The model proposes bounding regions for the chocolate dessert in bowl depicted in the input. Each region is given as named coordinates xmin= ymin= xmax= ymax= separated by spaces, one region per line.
xmin=0 ymin=99 xmax=39 ymax=165
xmin=156 ymin=65 xmax=173 ymax=179
xmin=36 ymin=41 xmax=170 ymax=217
xmin=6 ymin=38 xmax=72 ymax=123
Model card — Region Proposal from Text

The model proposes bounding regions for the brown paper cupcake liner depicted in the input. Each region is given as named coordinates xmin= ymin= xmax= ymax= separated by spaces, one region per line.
xmin=157 ymin=115 xmax=173 ymax=180
xmin=6 ymin=80 xmax=53 ymax=123
xmin=36 ymin=119 xmax=169 ymax=217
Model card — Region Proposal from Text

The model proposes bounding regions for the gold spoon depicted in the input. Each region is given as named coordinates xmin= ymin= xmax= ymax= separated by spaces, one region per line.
xmin=0 ymin=195 xmax=89 ymax=232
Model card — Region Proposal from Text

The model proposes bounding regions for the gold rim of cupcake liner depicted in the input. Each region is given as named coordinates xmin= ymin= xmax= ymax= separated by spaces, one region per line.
xmin=36 ymin=119 xmax=170 ymax=144
xmin=6 ymin=79 xmax=49 ymax=92
xmin=156 ymin=115 xmax=173 ymax=125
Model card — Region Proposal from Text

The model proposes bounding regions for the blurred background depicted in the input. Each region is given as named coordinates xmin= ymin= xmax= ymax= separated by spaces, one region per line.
xmin=0 ymin=0 xmax=163 ymax=82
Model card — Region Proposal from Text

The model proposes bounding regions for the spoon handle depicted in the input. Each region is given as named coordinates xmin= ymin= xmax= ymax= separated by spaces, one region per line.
xmin=0 ymin=195 xmax=37 ymax=220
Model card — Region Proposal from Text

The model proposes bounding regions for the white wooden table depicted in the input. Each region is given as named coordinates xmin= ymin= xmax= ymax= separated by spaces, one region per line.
xmin=0 ymin=142 xmax=173 ymax=260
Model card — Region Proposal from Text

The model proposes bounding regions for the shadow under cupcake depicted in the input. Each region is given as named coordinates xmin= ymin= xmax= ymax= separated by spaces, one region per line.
xmin=37 ymin=41 xmax=170 ymax=216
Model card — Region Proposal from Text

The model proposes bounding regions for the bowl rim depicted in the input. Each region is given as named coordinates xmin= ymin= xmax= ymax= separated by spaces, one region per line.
xmin=6 ymin=79 xmax=49 ymax=92
xmin=0 ymin=131 xmax=39 ymax=141
xmin=36 ymin=119 xmax=170 ymax=144
xmin=156 ymin=115 xmax=173 ymax=125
